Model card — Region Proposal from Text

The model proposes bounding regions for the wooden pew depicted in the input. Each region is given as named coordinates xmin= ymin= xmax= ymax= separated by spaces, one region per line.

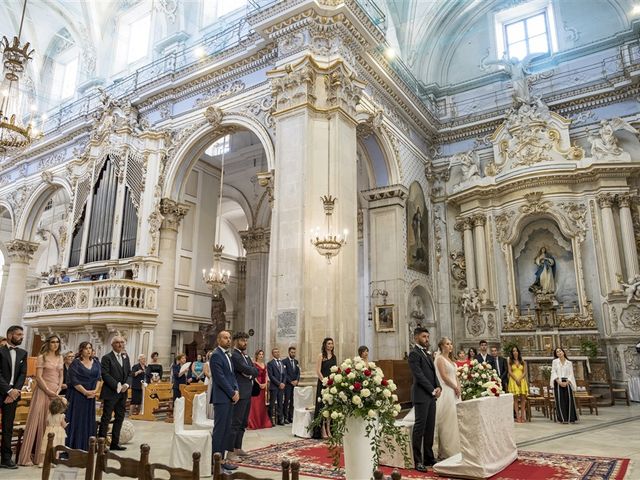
xmin=130 ymin=382 xmax=173 ymax=421
xmin=179 ymin=383 xmax=208 ymax=425
xmin=377 ymin=360 xmax=412 ymax=405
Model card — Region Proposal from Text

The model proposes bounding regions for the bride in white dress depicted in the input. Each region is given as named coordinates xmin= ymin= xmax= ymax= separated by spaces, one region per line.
xmin=435 ymin=337 xmax=461 ymax=459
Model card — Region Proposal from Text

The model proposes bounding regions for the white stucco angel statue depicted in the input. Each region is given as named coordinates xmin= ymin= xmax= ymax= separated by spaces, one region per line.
xmin=458 ymin=150 xmax=481 ymax=182
xmin=461 ymin=288 xmax=484 ymax=314
xmin=618 ymin=274 xmax=640 ymax=304
xmin=484 ymin=54 xmax=543 ymax=105
xmin=588 ymin=118 xmax=638 ymax=160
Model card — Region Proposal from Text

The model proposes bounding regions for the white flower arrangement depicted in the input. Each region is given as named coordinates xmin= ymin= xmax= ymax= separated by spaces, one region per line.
xmin=456 ymin=359 xmax=504 ymax=400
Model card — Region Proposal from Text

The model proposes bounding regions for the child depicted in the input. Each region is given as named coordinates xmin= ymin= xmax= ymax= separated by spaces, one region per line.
xmin=39 ymin=397 xmax=68 ymax=462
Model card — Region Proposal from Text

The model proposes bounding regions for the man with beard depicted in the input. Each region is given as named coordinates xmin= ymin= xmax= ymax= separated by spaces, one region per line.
xmin=0 ymin=326 xmax=27 ymax=469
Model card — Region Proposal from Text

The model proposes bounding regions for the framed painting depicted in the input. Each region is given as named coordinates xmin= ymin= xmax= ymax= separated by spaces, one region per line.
xmin=375 ymin=304 xmax=396 ymax=332
xmin=407 ymin=181 xmax=429 ymax=274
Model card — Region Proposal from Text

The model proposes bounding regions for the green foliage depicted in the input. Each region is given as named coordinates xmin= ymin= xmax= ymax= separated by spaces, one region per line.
xmin=580 ymin=339 xmax=598 ymax=359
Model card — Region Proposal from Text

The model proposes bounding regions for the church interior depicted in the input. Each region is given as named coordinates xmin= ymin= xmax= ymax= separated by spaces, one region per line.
xmin=0 ymin=0 xmax=640 ymax=478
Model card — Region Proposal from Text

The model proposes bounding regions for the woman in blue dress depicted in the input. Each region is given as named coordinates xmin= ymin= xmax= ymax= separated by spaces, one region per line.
xmin=66 ymin=341 xmax=101 ymax=450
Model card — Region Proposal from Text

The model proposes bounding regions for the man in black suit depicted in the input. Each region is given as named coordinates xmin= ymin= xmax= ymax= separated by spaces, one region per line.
xmin=267 ymin=348 xmax=286 ymax=426
xmin=282 ymin=346 xmax=300 ymax=424
xmin=476 ymin=339 xmax=490 ymax=364
xmin=99 ymin=335 xmax=132 ymax=450
xmin=0 ymin=325 xmax=26 ymax=469
xmin=408 ymin=327 xmax=441 ymax=472
xmin=228 ymin=332 xmax=258 ymax=462
xmin=488 ymin=345 xmax=509 ymax=390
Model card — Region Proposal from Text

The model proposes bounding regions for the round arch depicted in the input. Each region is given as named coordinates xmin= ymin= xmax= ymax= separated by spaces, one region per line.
xmin=164 ymin=113 xmax=275 ymax=201
xmin=372 ymin=129 xmax=402 ymax=185
xmin=506 ymin=210 xmax=577 ymax=246
xmin=0 ymin=201 xmax=15 ymax=237
xmin=15 ymin=177 xmax=73 ymax=241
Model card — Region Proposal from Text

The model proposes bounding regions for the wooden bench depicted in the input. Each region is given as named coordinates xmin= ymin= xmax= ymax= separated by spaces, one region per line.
xmin=42 ymin=433 xmax=97 ymax=480
xmin=95 ymin=437 xmax=148 ymax=480
xmin=179 ymin=383 xmax=208 ymax=425
xmin=130 ymin=382 xmax=173 ymax=421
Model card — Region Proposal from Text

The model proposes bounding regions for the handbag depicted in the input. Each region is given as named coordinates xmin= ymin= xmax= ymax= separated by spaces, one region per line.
xmin=251 ymin=380 xmax=261 ymax=397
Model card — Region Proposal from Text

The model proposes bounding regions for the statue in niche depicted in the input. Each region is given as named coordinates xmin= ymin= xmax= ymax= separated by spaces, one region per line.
xmin=410 ymin=295 xmax=426 ymax=321
xmin=588 ymin=118 xmax=638 ymax=160
xmin=529 ymin=247 xmax=556 ymax=294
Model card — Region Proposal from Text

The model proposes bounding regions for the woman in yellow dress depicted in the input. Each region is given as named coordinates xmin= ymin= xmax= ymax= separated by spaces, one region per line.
xmin=507 ymin=345 xmax=528 ymax=423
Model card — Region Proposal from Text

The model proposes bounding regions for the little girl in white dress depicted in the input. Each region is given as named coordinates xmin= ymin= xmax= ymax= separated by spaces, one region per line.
xmin=40 ymin=397 xmax=68 ymax=458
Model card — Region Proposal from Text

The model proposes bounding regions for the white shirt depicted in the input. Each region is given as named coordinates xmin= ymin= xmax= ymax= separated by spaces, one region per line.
xmin=8 ymin=347 xmax=16 ymax=386
xmin=219 ymin=347 xmax=233 ymax=372
xmin=114 ymin=351 xmax=123 ymax=367
xmin=550 ymin=358 xmax=576 ymax=390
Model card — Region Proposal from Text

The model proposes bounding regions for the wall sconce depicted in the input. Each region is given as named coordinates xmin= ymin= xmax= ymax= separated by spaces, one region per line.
xmin=371 ymin=288 xmax=389 ymax=304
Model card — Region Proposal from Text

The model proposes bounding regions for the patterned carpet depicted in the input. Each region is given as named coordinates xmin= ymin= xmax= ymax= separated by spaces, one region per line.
xmin=238 ymin=439 xmax=630 ymax=479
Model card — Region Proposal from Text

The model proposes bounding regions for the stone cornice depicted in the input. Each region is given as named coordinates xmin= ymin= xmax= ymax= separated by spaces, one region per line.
xmin=362 ymin=184 xmax=408 ymax=209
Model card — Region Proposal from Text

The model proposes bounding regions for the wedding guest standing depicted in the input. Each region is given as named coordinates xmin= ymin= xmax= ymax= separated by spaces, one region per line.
xmin=171 ymin=353 xmax=190 ymax=401
xmin=434 ymin=337 xmax=460 ymax=459
xmin=59 ymin=351 xmax=75 ymax=397
xmin=467 ymin=347 xmax=477 ymax=363
xmin=0 ymin=325 xmax=27 ymax=469
xmin=312 ymin=338 xmax=336 ymax=439
xmin=455 ymin=349 xmax=469 ymax=367
xmin=99 ymin=336 xmax=131 ymax=451
xmin=489 ymin=346 xmax=509 ymax=389
xmin=130 ymin=354 xmax=147 ymax=416
xmin=507 ymin=345 xmax=529 ymax=423
xmin=18 ymin=335 xmax=63 ymax=466
xmin=248 ymin=350 xmax=272 ymax=430
xmin=210 ymin=331 xmax=239 ymax=472
xmin=358 ymin=345 xmax=370 ymax=365
xmin=550 ymin=347 xmax=578 ymax=424
xmin=146 ymin=352 xmax=163 ymax=382
xmin=282 ymin=346 xmax=300 ymax=424
xmin=203 ymin=350 xmax=214 ymax=419
xmin=229 ymin=332 xmax=258 ymax=462
xmin=408 ymin=327 xmax=441 ymax=473
xmin=191 ymin=354 xmax=205 ymax=382
xmin=0 ymin=336 xmax=6 ymax=347
xmin=66 ymin=341 xmax=101 ymax=451
xmin=267 ymin=348 xmax=286 ymax=426
xmin=476 ymin=340 xmax=490 ymax=364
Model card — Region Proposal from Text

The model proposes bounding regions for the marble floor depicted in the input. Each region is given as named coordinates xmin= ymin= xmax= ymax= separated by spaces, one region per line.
xmin=7 ymin=403 xmax=640 ymax=479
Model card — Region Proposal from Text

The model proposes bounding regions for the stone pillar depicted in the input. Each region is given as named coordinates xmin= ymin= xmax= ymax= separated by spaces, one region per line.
xmin=0 ymin=240 xmax=39 ymax=334
xmin=617 ymin=194 xmax=639 ymax=280
xmin=235 ymin=258 xmax=247 ymax=332
xmin=267 ymin=56 xmax=363 ymax=372
xmin=240 ymin=227 xmax=270 ymax=350
xmin=597 ymin=193 xmax=623 ymax=292
xmin=154 ymin=199 xmax=189 ymax=367
xmin=456 ymin=217 xmax=476 ymax=289
xmin=473 ymin=214 xmax=489 ymax=296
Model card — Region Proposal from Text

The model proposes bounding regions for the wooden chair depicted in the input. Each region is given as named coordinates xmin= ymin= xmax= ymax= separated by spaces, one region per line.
xmin=575 ymin=380 xmax=598 ymax=416
xmin=526 ymin=381 xmax=549 ymax=420
xmin=543 ymin=386 xmax=556 ymax=422
xmin=42 ymin=433 xmax=96 ymax=480
xmin=373 ymin=470 xmax=402 ymax=480
xmin=281 ymin=459 xmax=300 ymax=480
xmin=610 ymin=383 xmax=631 ymax=406
xmin=212 ymin=452 xmax=273 ymax=480
xmin=130 ymin=382 xmax=174 ymax=421
xmin=147 ymin=451 xmax=200 ymax=480
xmin=179 ymin=383 xmax=208 ymax=425
xmin=95 ymin=437 xmax=149 ymax=480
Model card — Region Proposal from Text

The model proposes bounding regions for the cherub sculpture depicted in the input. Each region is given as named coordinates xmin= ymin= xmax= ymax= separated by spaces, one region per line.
xmin=588 ymin=118 xmax=638 ymax=160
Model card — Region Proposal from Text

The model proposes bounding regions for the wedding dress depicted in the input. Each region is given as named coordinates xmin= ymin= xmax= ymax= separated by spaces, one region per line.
xmin=435 ymin=355 xmax=461 ymax=459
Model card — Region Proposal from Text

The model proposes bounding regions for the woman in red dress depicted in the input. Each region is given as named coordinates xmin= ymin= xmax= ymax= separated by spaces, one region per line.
xmin=248 ymin=349 xmax=272 ymax=429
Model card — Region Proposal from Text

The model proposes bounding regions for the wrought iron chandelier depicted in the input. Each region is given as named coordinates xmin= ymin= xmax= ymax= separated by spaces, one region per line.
xmin=202 ymin=135 xmax=230 ymax=297
xmin=0 ymin=0 xmax=39 ymax=155
xmin=310 ymin=116 xmax=348 ymax=263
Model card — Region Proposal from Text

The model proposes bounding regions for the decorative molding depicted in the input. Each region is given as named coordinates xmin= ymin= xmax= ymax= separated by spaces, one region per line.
xmin=6 ymin=239 xmax=39 ymax=263
xmin=159 ymin=198 xmax=189 ymax=232
xmin=240 ymin=227 xmax=270 ymax=254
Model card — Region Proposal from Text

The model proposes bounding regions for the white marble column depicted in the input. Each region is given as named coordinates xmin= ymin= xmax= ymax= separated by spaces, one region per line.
xmin=0 ymin=240 xmax=39 ymax=334
xmin=617 ymin=193 xmax=639 ymax=280
xmin=240 ymin=227 xmax=270 ymax=349
xmin=473 ymin=214 xmax=489 ymax=296
xmin=456 ymin=217 xmax=476 ymax=290
xmin=597 ymin=193 xmax=623 ymax=292
xmin=154 ymin=199 xmax=189 ymax=367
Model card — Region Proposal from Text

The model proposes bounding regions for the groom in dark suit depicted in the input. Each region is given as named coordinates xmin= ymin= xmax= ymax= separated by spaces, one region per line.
xmin=211 ymin=330 xmax=239 ymax=472
xmin=99 ymin=335 xmax=132 ymax=450
xmin=282 ymin=346 xmax=300 ymax=424
xmin=0 ymin=325 xmax=26 ymax=469
xmin=408 ymin=327 xmax=441 ymax=472
xmin=267 ymin=348 xmax=286 ymax=426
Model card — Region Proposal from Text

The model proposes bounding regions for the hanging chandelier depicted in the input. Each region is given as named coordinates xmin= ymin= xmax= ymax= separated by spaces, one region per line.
xmin=310 ymin=116 xmax=348 ymax=264
xmin=0 ymin=0 xmax=40 ymax=155
xmin=202 ymin=134 xmax=230 ymax=296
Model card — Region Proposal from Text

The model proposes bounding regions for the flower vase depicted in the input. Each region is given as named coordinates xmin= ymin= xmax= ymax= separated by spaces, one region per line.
xmin=343 ymin=416 xmax=376 ymax=480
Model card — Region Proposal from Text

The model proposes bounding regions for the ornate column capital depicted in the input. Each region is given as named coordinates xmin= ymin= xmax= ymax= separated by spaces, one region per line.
xmin=454 ymin=216 xmax=474 ymax=232
xmin=159 ymin=198 xmax=189 ymax=231
xmin=472 ymin=214 xmax=487 ymax=227
xmin=596 ymin=192 xmax=616 ymax=209
xmin=617 ymin=193 xmax=634 ymax=208
xmin=6 ymin=239 xmax=39 ymax=263
xmin=362 ymin=184 xmax=408 ymax=209
xmin=240 ymin=227 xmax=270 ymax=255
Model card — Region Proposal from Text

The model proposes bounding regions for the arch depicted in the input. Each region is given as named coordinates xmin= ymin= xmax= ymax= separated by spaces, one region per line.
xmin=16 ymin=177 xmax=73 ymax=241
xmin=164 ymin=113 xmax=275 ymax=201
xmin=506 ymin=210 xmax=577 ymax=246
xmin=0 ymin=201 xmax=15 ymax=237
xmin=373 ymin=129 xmax=402 ymax=185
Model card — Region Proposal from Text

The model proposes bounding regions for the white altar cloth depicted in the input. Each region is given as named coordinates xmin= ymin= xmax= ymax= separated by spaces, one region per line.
xmin=434 ymin=394 xmax=517 ymax=479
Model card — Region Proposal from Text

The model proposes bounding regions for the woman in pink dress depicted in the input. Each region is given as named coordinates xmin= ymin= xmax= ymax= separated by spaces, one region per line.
xmin=18 ymin=335 xmax=63 ymax=466
xmin=248 ymin=350 xmax=272 ymax=430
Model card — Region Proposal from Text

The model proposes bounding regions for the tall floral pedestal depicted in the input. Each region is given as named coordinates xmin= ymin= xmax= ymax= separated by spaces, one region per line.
xmin=343 ymin=416 xmax=376 ymax=480
xmin=434 ymin=394 xmax=517 ymax=479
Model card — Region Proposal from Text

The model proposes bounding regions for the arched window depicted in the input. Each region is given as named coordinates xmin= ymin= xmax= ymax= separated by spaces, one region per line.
xmin=44 ymin=28 xmax=79 ymax=104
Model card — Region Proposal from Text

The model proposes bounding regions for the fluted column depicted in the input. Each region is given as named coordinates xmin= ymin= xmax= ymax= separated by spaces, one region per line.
xmin=473 ymin=214 xmax=489 ymax=295
xmin=617 ymin=194 xmax=639 ymax=280
xmin=155 ymin=199 xmax=189 ymax=367
xmin=456 ymin=217 xmax=476 ymax=289
xmin=0 ymin=240 xmax=39 ymax=334
xmin=597 ymin=193 xmax=623 ymax=292
xmin=240 ymin=227 xmax=270 ymax=349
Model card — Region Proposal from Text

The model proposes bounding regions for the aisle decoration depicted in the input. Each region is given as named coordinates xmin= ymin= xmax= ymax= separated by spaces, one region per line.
xmin=457 ymin=359 xmax=504 ymax=401
xmin=310 ymin=356 xmax=411 ymax=471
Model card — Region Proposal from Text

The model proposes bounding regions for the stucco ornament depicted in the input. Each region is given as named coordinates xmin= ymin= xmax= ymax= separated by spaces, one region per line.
xmin=588 ymin=118 xmax=637 ymax=161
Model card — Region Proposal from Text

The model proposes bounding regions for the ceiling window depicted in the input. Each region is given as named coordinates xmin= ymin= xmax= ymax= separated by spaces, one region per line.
xmin=51 ymin=56 xmax=78 ymax=101
xmin=206 ymin=135 xmax=230 ymax=157
xmin=202 ymin=0 xmax=248 ymax=27
xmin=504 ymin=13 xmax=550 ymax=60
xmin=114 ymin=7 xmax=152 ymax=71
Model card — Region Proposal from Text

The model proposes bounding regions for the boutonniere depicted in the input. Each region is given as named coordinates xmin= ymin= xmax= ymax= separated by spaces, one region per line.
xmin=121 ymin=354 xmax=127 ymax=359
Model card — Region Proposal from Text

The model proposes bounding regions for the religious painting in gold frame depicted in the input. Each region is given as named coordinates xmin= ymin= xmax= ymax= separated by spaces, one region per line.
xmin=375 ymin=304 xmax=396 ymax=332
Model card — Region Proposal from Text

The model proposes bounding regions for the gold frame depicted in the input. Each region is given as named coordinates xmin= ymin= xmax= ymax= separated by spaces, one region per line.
xmin=375 ymin=304 xmax=396 ymax=332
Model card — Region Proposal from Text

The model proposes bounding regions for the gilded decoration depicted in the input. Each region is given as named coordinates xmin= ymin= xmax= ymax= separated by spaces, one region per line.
xmin=519 ymin=191 xmax=551 ymax=215
xmin=449 ymin=251 xmax=467 ymax=289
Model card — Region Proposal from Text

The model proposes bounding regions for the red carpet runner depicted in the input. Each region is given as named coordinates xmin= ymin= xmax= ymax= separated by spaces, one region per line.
xmin=238 ymin=439 xmax=630 ymax=479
